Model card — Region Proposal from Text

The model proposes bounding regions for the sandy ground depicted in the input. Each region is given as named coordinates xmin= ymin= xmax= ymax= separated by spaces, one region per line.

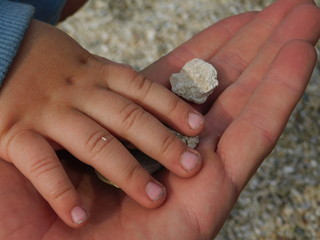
xmin=58 ymin=0 xmax=320 ymax=239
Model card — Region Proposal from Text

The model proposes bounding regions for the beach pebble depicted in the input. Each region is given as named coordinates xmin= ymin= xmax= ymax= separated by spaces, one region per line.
xmin=169 ymin=129 xmax=199 ymax=149
xmin=170 ymin=58 xmax=219 ymax=104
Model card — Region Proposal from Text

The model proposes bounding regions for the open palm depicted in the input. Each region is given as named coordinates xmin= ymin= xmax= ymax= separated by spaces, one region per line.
xmin=1 ymin=0 xmax=319 ymax=239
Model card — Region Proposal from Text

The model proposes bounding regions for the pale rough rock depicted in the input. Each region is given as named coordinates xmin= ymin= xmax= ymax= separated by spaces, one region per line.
xmin=170 ymin=58 xmax=219 ymax=104
xmin=97 ymin=59 xmax=210 ymax=187
xmin=169 ymin=129 xmax=199 ymax=149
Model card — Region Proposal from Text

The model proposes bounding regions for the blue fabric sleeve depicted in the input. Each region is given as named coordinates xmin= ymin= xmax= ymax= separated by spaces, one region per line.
xmin=11 ymin=0 xmax=67 ymax=25
xmin=0 ymin=0 xmax=67 ymax=86
xmin=0 ymin=0 xmax=35 ymax=85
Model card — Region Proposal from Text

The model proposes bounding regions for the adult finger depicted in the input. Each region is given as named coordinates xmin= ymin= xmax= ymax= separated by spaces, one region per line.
xmin=216 ymin=40 xmax=317 ymax=191
xmin=44 ymin=110 xmax=168 ymax=208
xmin=5 ymin=130 xmax=88 ymax=228
xmin=142 ymin=0 xmax=312 ymax=104
xmin=208 ymin=0 xmax=316 ymax=99
xmin=205 ymin=3 xmax=320 ymax=141
xmin=142 ymin=12 xmax=257 ymax=88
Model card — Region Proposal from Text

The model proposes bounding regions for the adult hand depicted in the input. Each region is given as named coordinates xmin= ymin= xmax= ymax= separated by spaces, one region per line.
xmin=0 ymin=0 xmax=319 ymax=239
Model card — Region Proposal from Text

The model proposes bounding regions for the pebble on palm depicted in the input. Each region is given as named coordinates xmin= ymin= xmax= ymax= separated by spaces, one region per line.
xmin=96 ymin=58 xmax=219 ymax=186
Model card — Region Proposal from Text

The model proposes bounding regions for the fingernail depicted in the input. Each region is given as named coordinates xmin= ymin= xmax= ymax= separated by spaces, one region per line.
xmin=146 ymin=181 xmax=166 ymax=201
xmin=188 ymin=112 xmax=204 ymax=129
xmin=71 ymin=206 xmax=88 ymax=224
xmin=180 ymin=150 xmax=201 ymax=172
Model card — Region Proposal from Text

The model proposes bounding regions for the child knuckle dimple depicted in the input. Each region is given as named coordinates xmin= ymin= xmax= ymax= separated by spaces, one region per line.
xmin=78 ymin=53 xmax=92 ymax=65
xmin=64 ymin=76 xmax=77 ymax=86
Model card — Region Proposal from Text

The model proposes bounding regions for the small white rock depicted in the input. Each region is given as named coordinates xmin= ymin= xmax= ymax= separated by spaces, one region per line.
xmin=169 ymin=129 xmax=199 ymax=149
xmin=97 ymin=59 xmax=218 ymax=187
xmin=170 ymin=58 xmax=219 ymax=104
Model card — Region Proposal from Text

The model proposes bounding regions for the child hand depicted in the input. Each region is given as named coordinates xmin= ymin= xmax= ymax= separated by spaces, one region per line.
xmin=0 ymin=20 xmax=204 ymax=227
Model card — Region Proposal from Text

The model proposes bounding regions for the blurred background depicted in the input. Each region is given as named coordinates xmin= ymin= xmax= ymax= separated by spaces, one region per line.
xmin=58 ymin=0 xmax=320 ymax=239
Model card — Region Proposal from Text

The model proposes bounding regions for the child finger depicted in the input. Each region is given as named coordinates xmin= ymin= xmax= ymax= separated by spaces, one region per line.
xmin=6 ymin=130 xmax=88 ymax=228
xmin=72 ymin=89 xmax=202 ymax=177
xmin=97 ymin=65 xmax=204 ymax=136
xmin=44 ymin=110 xmax=167 ymax=208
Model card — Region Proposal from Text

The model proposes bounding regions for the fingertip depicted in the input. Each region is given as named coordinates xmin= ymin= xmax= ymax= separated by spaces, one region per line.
xmin=187 ymin=111 xmax=205 ymax=131
xmin=145 ymin=181 xmax=166 ymax=202
xmin=6 ymin=131 xmax=89 ymax=228
xmin=144 ymin=180 xmax=167 ymax=208
xmin=118 ymin=177 xmax=167 ymax=209
xmin=52 ymin=193 xmax=89 ymax=228
xmin=180 ymin=148 xmax=202 ymax=176
xmin=70 ymin=205 xmax=89 ymax=227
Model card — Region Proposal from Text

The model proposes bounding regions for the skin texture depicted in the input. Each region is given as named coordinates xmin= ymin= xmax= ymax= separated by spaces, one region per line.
xmin=0 ymin=0 xmax=319 ymax=239
xmin=0 ymin=20 xmax=205 ymax=227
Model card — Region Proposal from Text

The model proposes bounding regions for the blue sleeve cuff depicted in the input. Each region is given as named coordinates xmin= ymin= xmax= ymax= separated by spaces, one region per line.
xmin=0 ymin=0 xmax=34 ymax=86
xmin=11 ymin=0 xmax=67 ymax=25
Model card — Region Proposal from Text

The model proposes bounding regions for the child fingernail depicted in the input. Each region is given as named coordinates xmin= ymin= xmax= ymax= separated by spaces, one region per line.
xmin=188 ymin=112 xmax=204 ymax=129
xmin=180 ymin=150 xmax=201 ymax=172
xmin=71 ymin=206 xmax=88 ymax=224
xmin=146 ymin=181 xmax=166 ymax=201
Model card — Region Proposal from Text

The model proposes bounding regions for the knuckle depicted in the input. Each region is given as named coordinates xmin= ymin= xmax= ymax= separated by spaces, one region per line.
xmin=240 ymin=107 xmax=273 ymax=145
xmin=159 ymin=133 xmax=179 ymax=157
xmin=4 ymin=129 xmax=30 ymax=157
xmin=130 ymin=73 xmax=153 ymax=102
xmin=123 ymin=161 xmax=144 ymax=184
xmin=30 ymin=156 xmax=75 ymax=203
xmin=255 ymin=17 xmax=275 ymax=32
xmin=29 ymin=155 xmax=61 ymax=179
xmin=167 ymin=96 xmax=182 ymax=114
xmin=85 ymin=130 xmax=115 ymax=159
xmin=265 ymin=72 xmax=300 ymax=95
xmin=119 ymin=102 xmax=147 ymax=134
xmin=48 ymin=184 xmax=75 ymax=203
xmin=213 ymin=51 xmax=248 ymax=78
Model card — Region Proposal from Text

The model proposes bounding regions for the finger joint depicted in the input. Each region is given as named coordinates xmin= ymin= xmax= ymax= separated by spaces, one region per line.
xmin=123 ymin=161 xmax=144 ymax=184
xmin=29 ymin=155 xmax=61 ymax=180
xmin=119 ymin=103 xmax=147 ymax=135
xmin=159 ymin=133 xmax=178 ymax=158
xmin=85 ymin=130 xmax=115 ymax=160
xmin=130 ymin=73 xmax=153 ymax=103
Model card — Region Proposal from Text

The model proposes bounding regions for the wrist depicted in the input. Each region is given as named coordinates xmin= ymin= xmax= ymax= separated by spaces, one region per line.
xmin=0 ymin=1 xmax=34 ymax=86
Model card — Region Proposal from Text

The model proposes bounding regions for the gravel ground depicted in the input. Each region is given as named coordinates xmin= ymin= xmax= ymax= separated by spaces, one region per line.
xmin=58 ymin=0 xmax=320 ymax=239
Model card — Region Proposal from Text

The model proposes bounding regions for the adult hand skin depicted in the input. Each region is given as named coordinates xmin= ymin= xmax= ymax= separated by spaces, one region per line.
xmin=0 ymin=0 xmax=319 ymax=239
